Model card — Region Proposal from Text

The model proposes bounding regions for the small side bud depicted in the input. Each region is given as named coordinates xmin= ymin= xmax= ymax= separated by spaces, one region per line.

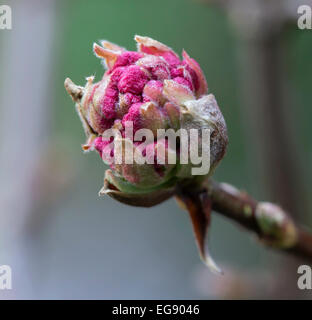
xmin=255 ymin=202 xmax=298 ymax=248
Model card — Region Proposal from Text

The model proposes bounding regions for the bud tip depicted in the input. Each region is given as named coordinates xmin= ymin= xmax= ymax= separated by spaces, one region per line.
xmin=64 ymin=77 xmax=84 ymax=102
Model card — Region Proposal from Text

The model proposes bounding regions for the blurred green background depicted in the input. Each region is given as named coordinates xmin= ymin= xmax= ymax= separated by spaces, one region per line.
xmin=0 ymin=0 xmax=311 ymax=299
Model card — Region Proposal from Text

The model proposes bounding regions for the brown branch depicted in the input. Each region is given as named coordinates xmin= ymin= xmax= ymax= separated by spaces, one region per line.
xmin=179 ymin=179 xmax=312 ymax=264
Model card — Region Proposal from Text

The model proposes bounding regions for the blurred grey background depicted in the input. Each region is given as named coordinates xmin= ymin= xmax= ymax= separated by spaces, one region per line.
xmin=0 ymin=0 xmax=311 ymax=299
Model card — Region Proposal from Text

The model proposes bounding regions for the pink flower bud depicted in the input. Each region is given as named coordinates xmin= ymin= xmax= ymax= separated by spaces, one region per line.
xmin=65 ymin=35 xmax=228 ymax=198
